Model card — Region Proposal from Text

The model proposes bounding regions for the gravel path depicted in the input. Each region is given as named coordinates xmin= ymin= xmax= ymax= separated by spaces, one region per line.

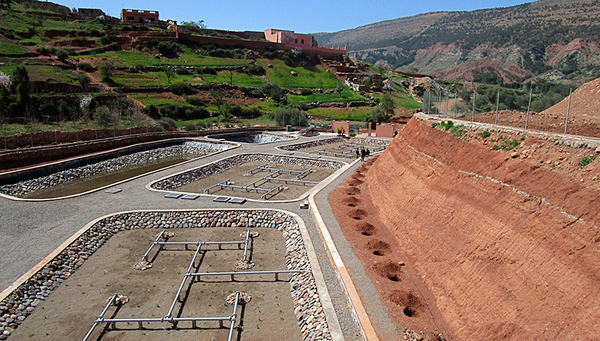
xmin=0 ymin=133 xmax=390 ymax=341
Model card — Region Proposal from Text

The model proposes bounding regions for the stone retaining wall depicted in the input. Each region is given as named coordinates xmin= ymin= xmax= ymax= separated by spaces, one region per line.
xmin=0 ymin=142 xmax=233 ymax=198
xmin=279 ymin=137 xmax=390 ymax=152
xmin=151 ymin=154 xmax=345 ymax=191
xmin=0 ymin=210 xmax=332 ymax=341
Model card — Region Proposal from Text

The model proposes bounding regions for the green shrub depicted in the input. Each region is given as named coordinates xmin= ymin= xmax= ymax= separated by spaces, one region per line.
xmin=89 ymin=28 xmax=104 ymax=37
xmin=159 ymin=104 xmax=210 ymax=120
xmin=245 ymin=64 xmax=266 ymax=76
xmin=184 ymin=96 xmax=205 ymax=106
xmin=579 ymin=155 xmax=597 ymax=168
xmin=300 ymin=88 xmax=313 ymax=96
xmin=450 ymin=124 xmax=467 ymax=137
xmin=197 ymin=67 xmax=217 ymax=75
xmin=184 ymin=122 xmax=197 ymax=131
xmin=94 ymin=106 xmax=115 ymax=127
xmin=78 ymin=62 xmax=94 ymax=72
xmin=478 ymin=131 xmax=491 ymax=139
xmin=493 ymin=137 xmax=525 ymax=151
xmin=56 ymin=49 xmax=69 ymax=61
xmin=175 ymin=67 xmax=192 ymax=75
xmin=157 ymin=41 xmax=180 ymax=58
xmin=76 ymin=73 xmax=91 ymax=87
xmin=99 ymin=35 xmax=111 ymax=45
xmin=170 ymin=82 xmax=197 ymax=96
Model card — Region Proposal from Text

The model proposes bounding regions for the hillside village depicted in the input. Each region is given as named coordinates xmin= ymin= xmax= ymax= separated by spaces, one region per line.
xmin=0 ymin=0 xmax=426 ymax=148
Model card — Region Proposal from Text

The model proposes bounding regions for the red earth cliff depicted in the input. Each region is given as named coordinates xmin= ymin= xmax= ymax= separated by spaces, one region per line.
xmin=358 ymin=118 xmax=600 ymax=339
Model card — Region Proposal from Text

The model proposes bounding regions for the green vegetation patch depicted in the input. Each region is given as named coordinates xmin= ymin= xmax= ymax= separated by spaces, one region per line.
xmin=307 ymin=107 xmax=371 ymax=122
xmin=579 ymin=155 xmax=597 ymax=168
xmin=493 ymin=137 xmax=526 ymax=151
xmin=257 ymin=59 xmax=340 ymax=89
xmin=288 ymin=88 xmax=366 ymax=105
xmin=0 ymin=38 xmax=31 ymax=56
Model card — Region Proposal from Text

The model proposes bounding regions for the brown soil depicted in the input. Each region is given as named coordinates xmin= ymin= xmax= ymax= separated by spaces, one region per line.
xmin=10 ymin=228 xmax=302 ymax=341
xmin=330 ymin=117 xmax=600 ymax=340
xmin=329 ymin=158 xmax=448 ymax=341
xmin=476 ymin=77 xmax=600 ymax=138
xmin=177 ymin=161 xmax=336 ymax=200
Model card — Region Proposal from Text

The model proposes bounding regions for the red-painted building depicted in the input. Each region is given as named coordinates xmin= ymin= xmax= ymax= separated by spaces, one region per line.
xmin=121 ymin=9 xmax=159 ymax=24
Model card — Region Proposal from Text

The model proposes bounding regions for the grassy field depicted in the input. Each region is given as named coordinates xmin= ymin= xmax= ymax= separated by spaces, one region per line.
xmin=128 ymin=93 xmax=188 ymax=107
xmin=0 ymin=64 xmax=80 ymax=84
xmin=257 ymin=59 xmax=340 ymax=89
xmin=78 ymin=50 xmax=252 ymax=68
xmin=0 ymin=37 xmax=31 ymax=56
xmin=288 ymin=88 xmax=366 ymax=105
xmin=307 ymin=106 xmax=372 ymax=122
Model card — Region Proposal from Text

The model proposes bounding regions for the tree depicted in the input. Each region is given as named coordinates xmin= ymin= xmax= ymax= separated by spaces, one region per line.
xmin=209 ymin=89 xmax=227 ymax=115
xmin=273 ymin=107 xmax=308 ymax=127
xmin=375 ymin=59 xmax=392 ymax=76
xmin=261 ymin=83 xmax=283 ymax=103
xmin=164 ymin=66 xmax=176 ymax=84
xmin=13 ymin=65 xmax=30 ymax=111
xmin=380 ymin=94 xmax=396 ymax=118
xmin=98 ymin=61 xmax=115 ymax=82
xmin=335 ymin=83 xmax=344 ymax=97
xmin=366 ymin=107 xmax=388 ymax=125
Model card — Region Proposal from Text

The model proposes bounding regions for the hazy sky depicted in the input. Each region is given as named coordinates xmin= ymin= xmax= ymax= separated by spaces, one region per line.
xmin=58 ymin=0 xmax=535 ymax=33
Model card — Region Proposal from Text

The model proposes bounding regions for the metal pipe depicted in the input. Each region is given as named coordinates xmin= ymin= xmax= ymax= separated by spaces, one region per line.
xmin=141 ymin=231 xmax=165 ymax=261
xmin=100 ymin=316 xmax=230 ymax=323
xmin=166 ymin=244 xmax=203 ymax=318
xmin=190 ymin=269 xmax=303 ymax=278
xmin=242 ymin=230 xmax=250 ymax=262
xmin=227 ymin=292 xmax=240 ymax=341
xmin=157 ymin=241 xmax=244 ymax=246
xmin=82 ymin=294 xmax=117 ymax=341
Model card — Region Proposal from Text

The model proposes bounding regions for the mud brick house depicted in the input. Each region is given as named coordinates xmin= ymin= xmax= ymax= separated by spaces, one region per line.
xmin=121 ymin=9 xmax=159 ymax=25
xmin=264 ymin=29 xmax=313 ymax=48
xmin=264 ymin=29 xmax=347 ymax=58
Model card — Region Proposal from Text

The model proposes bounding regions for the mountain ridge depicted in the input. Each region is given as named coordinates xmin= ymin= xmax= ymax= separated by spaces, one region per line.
xmin=314 ymin=0 xmax=600 ymax=83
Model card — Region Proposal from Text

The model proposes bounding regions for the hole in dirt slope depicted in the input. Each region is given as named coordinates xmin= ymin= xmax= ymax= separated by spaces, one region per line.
xmin=361 ymin=117 xmax=600 ymax=340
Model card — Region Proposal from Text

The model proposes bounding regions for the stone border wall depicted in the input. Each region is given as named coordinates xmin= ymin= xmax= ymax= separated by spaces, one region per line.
xmin=279 ymin=137 xmax=390 ymax=152
xmin=151 ymin=154 xmax=345 ymax=191
xmin=0 ymin=142 xmax=234 ymax=198
xmin=0 ymin=210 xmax=332 ymax=341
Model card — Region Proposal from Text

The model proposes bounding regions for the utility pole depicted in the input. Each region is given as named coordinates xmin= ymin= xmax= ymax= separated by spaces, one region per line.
xmin=564 ymin=88 xmax=572 ymax=134
xmin=525 ymin=88 xmax=533 ymax=129
xmin=472 ymin=89 xmax=476 ymax=122
xmin=495 ymin=87 xmax=500 ymax=125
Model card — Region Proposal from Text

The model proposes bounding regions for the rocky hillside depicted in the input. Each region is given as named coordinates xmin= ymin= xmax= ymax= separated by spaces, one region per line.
xmin=315 ymin=0 xmax=600 ymax=84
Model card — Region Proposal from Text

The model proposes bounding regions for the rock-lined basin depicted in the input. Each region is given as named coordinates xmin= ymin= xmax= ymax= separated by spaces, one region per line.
xmin=0 ymin=140 xmax=236 ymax=199
xmin=149 ymin=154 xmax=345 ymax=200
xmin=0 ymin=209 xmax=332 ymax=341
xmin=208 ymin=131 xmax=295 ymax=144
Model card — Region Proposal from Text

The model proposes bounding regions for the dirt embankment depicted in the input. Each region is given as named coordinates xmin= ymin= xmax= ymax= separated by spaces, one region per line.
xmin=351 ymin=118 xmax=600 ymax=339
